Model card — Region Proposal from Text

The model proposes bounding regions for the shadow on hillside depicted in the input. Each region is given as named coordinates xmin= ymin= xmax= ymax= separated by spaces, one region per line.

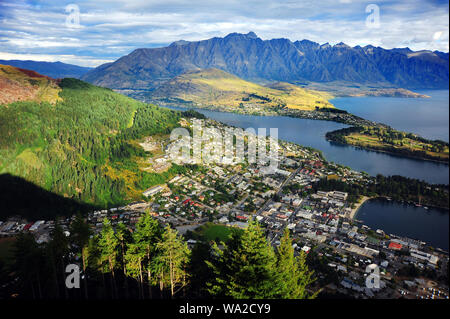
xmin=0 ymin=173 xmax=96 ymax=220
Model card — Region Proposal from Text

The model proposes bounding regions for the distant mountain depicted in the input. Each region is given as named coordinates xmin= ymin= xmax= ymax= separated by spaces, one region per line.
xmin=0 ymin=59 xmax=92 ymax=79
xmin=149 ymin=68 xmax=334 ymax=110
xmin=0 ymin=64 xmax=61 ymax=104
xmin=301 ymin=81 xmax=430 ymax=98
xmin=82 ymin=32 xmax=449 ymax=91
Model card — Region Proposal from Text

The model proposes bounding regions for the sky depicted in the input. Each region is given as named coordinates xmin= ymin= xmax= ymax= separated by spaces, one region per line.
xmin=0 ymin=0 xmax=448 ymax=67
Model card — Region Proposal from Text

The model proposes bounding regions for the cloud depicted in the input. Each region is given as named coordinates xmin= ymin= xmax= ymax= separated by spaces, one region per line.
xmin=0 ymin=0 xmax=448 ymax=67
xmin=0 ymin=51 xmax=113 ymax=67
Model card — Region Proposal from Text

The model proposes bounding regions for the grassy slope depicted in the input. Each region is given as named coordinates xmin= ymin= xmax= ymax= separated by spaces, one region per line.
xmin=327 ymin=126 xmax=450 ymax=162
xmin=0 ymin=64 xmax=61 ymax=104
xmin=152 ymin=68 xmax=334 ymax=110
xmin=0 ymin=72 xmax=184 ymax=215
xmin=345 ymin=133 xmax=449 ymax=161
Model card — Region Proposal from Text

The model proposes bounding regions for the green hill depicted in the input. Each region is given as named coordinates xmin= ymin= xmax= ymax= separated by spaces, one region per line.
xmin=0 ymin=72 xmax=186 ymax=216
xmin=150 ymin=68 xmax=334 ymax=111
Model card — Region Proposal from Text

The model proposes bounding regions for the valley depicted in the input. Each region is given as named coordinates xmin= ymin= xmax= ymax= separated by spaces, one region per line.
xmin=148 ymin=71 xmax=448 ymax=165
xmin=0 ymin=25 xmax=448 ymax=301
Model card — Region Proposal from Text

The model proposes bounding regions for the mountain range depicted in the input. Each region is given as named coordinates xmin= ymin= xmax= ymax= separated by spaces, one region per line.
xmin=0 ymin=60 xmax=92 ymax=79
xmin=81 ymin=32 xmax=449 ymax=91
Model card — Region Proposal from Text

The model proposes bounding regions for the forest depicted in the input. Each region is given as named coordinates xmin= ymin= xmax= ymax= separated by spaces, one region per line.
xmin=0 ymin=78 xmax=193 ymax=217
xmin=0 ymin=215 xmax=317 ymax=300
xmin=315 ymin=107 xmax=348 ymax=114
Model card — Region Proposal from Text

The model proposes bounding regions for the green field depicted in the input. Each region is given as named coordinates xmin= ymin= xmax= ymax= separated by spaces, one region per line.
xmin=345 ymin=132 xmax=449 ymax=161
xmin=190 ymin=222 xmax=243 ymax=242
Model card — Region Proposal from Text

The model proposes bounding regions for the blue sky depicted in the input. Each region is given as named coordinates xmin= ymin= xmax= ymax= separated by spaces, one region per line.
xmin=0 ymin=0 xmax=448 ymax=67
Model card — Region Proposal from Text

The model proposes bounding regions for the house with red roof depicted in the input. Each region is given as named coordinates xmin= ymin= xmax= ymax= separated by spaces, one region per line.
xmin=388 ymin=242 xmax=403 ymax=250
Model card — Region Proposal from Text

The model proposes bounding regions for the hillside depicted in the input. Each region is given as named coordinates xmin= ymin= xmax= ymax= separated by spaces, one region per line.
xmin=82 ymin=32 xmax=449 ymax=91
xmin=0 ymin=64 xmax=61 ymax=104
xmin=150 ymin=68 xmax=334 ymax=111
xmin=0 ymin=66 xmax=187 ymax=217
xmin=300 ymin=81 xmax=430 ymax=98
xmin=0 ymin=60 xmax=92 ymax=79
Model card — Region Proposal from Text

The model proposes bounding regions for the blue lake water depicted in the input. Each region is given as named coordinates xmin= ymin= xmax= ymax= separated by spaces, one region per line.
xmin=331 ymin=90 xmax=449 ymax=142
xmin=168 ymin=106 xmax=449 ymax=184
xmin=356 ymin=198 xmax=449 ymax=251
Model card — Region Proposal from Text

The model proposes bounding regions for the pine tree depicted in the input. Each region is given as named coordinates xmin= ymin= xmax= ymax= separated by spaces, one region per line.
xmin=125 ymin=241 xmax=145 ymax=299
xmin=69 ymin=213 xmax=92 ymax=299
xmin=12 ymin=232 xmax=45 ymax=299
xmin=98 ymin=217 xmax=119 ymax=298
xmin=124 ymin=213 xmax=162 ymax=298
xmin=187 ymin=241 xmax=213 ymax=297
xmin=206 ymin=219 xmax=282 ymax=298
xmin=276 ymin=228 xmax=317 ymax=299
xmin=157 ymin=225 xmax=190 ymax=298
xmin=133 ymin=213 xmax=161 ymax=298
xmin=46 ymin=222 xmax=70 ymax=299
xmin=86 ymin=235 xmax=101 ymax=273
xmin=115 ymin=222 xmax=132 ymax=298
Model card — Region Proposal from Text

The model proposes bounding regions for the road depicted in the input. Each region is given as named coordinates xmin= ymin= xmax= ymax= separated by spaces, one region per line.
xmin=256 ymin=166 xmax=302 ymax=215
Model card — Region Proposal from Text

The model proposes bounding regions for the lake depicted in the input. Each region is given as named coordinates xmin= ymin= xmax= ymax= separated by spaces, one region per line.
xmin=355 ymin=198 xmax=449 ymax=251
xmin=331 ymin=90 xmax=449 ymax=142
xmin=167 ymin=106 xmax=449 ymax=184
xmin=164 ymin=92 xmax=449 ymax=251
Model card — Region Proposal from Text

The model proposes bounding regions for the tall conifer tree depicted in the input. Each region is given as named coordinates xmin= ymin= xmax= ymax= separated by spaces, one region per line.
xmin=206 ymin=219 xmax=282 ymax=298
xmin=276 ymin=228 xmax=317 ymax=299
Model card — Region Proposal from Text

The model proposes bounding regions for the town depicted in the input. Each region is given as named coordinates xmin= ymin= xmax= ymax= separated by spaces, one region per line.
xmin=1 ymin=117 xmax=448 ymax=299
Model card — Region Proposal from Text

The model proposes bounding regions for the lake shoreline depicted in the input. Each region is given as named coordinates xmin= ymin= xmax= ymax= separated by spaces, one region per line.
xmin=354 ymin=197 xmax=449 ymax=251
xmin=159 ymin=101 xmax=384 ymax=128
xmin=326 ymin=138 xmax=449 ymax=165
xmin=330 ymin=90 xmax=449 ymax=143
xmin=353 ymin=196 xmax=450 ymax=216
xmin=163 ymin=104 xmax=449 ymax=184
xmin=168 ymin=103 xmax=449 ymax=166
xmin=350 ymin=196 xmax=371 ymax=220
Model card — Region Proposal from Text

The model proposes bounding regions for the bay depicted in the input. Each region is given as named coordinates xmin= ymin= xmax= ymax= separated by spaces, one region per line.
xmin=331 ymin=90 xmax=449 ymax=142
xmin=355 ymin=198 xmax=448 ymax=251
